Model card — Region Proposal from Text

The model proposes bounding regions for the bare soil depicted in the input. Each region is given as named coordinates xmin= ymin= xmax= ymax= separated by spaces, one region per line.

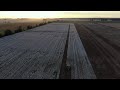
xmin=75 ymin=23 xmax=120 ymax=79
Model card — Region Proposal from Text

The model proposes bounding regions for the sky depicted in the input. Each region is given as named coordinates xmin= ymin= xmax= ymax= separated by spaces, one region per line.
xmin=0 ymin=11 xmax=120 ymax=18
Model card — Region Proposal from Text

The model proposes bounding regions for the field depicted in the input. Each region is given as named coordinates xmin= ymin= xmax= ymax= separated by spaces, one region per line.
xmin=0 ymin=22 xmax=96 ymax=79
xmin=0 ymin=18 xmax=56 ymax=35
xmin=0 ymin=18 xmax=120 ymax=79
xmin=75 ymin=22 xmax=120 ymax=79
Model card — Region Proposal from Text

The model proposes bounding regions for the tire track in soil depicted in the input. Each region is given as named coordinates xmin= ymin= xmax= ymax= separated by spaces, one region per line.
xmin=59 ymin=24 xmax=71 ymax=79
xmin=91 ymin=23 xmax=120 ymax=52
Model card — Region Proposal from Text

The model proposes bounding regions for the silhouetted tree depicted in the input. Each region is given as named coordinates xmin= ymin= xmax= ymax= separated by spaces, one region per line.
xmin=4 ymin=29 xmax=13 ymax=36
xmin=27 ymin=25 xmax=32 ymax=29
xmin=36 ymin=24 xmax=38 ymax=27
xmin=0 ymin=33 xmax=3 ymax=38
xmin=14 ymin=26 xmax=23 ymax=33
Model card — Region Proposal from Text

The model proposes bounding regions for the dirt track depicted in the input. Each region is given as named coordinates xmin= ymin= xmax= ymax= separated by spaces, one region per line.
xmin=75 ymin=23 xmax=120 ymax=79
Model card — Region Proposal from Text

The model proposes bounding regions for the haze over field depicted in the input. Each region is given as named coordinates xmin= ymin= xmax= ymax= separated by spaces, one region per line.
xmin=0 ymin=11 xmax=120 ymax=18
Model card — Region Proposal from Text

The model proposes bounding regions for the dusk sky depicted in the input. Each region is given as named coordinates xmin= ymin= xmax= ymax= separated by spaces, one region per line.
xmin=0 ymin=11 xmax=120 ymax=18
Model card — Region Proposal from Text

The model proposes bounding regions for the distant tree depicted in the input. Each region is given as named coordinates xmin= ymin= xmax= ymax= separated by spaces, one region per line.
xmin=39 ymin=23 xmax=42 ymax=26
xmin=27 ymin=25 xmax=32 ymax=29
xmin=39 ymin=23 xmax=45 ymax=26
xmin=14 ymin=26 xmax=23 ymax=33
xmin=18 ymin=26 xmax=23 ymax=32
xmin=14 ymin=30 xmax=18 ymax=33
xmin=0 ymin=33 xmax=3 ymax=38
xmin=36 ymin=24 xmax=38 ymax=27
xmin=4 ymin=29 xmax=13 ymax=36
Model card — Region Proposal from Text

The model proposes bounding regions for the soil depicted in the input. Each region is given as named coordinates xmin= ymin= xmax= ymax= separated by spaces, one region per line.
xmin=75 ymin=23 xmax=120 ymax=79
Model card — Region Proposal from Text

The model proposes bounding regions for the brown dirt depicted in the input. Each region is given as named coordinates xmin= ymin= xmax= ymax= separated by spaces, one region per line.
xmin=75 ymin=23 xmax=120 ymax=79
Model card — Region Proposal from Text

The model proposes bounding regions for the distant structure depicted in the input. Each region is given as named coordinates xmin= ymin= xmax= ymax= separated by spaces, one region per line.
xmin=58 ymin=18 xmax=120 ymax=22
xmin=89 ymin=18 xmax=120 ymax=22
